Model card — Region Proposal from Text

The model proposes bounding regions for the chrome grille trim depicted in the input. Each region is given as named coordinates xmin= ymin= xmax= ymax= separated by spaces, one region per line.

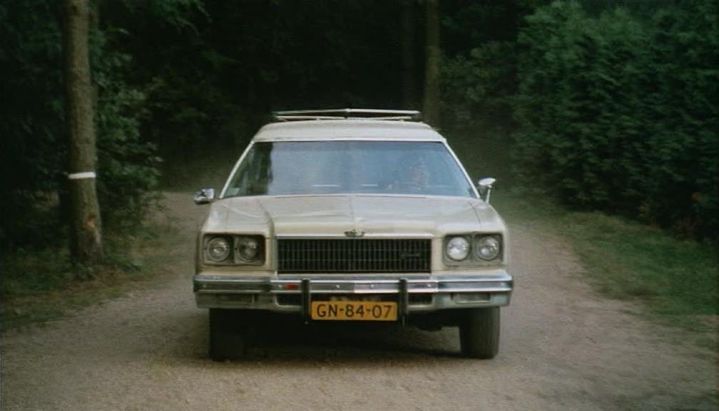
xmin=277 ymin=239 xmax=431 ymax=274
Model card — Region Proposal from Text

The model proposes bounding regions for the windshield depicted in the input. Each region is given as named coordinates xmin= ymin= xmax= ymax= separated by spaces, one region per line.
xmin=223 ymin=141 xmax=475 ymax=198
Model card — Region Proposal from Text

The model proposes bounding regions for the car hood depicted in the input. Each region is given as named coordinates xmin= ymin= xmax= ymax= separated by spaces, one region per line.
xmin=202 ymin=195 xmax=505 ymax=237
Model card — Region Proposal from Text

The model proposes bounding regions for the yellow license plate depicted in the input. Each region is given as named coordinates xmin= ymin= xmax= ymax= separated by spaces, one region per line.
xmin=310 ymin=301 xmax=398 ymax=321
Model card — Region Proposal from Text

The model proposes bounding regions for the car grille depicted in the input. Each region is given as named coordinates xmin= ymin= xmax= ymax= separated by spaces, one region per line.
xmin=277 ymin=239 xmax=431 ymax=274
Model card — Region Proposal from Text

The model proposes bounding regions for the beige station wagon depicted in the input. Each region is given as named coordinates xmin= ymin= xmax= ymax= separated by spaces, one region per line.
xmin=193 ymin=109 xmax=513 ymax=360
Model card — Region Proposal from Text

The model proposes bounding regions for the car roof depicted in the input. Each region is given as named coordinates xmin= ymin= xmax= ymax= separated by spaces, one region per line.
xmin=252 ymin=120 xmax=445 ymax=142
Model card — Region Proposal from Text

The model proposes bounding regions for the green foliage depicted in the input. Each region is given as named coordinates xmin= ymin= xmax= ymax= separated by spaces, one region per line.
xmin=440 ymin=1 xmax=537 ymax=129
xmin=0 ymin=222 xmax=176 ymax=330
xmin=105 ymin=0 xmax=408 ymax=164
xmin=92 ymin=33 xmax=161 ymax=229
xmin=442 ymin=41 xmax=518 ymax=127
xmin=495 ymin=192 xmax=719 ymax=324
xmin=0 ymin=1 xmax=65 ymax=247
xmin=513 ymin=0 xmax=719 ymax=238
xmin=0 ymin=1 xmax=161 ymax=250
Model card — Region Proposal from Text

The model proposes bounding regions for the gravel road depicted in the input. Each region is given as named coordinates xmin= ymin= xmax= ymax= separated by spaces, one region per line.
xmin=2 ymin=192 xmax=717 ymax=410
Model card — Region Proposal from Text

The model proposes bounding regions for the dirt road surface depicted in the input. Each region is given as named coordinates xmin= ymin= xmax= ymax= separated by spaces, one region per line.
xmin=2 ymin=193 xmax=717 ymax=410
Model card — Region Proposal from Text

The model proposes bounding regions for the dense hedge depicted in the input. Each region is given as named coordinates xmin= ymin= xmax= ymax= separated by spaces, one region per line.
xmin=513 ymin=1 xmax=718 ymax=238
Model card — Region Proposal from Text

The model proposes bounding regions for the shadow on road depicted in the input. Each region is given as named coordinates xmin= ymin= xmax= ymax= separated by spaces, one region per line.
xmin=177 ymin=311 xmax=466 ymax=364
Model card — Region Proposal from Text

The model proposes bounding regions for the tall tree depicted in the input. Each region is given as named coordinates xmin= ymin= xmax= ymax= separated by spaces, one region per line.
xmin=401 ymin=0 xmax=417 ymax=109
xmin=63 ymin=0 xmax=103 ymax=264
xmin=423 ymin=0 xmax=441 ymax=126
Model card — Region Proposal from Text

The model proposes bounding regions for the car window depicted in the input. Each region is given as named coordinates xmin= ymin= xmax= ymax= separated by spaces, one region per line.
xmin=223 ymin=141 xmax=475 ymax=198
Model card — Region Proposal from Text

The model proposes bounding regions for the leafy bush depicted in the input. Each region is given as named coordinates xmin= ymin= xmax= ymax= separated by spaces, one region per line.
xmin=513 ymin=1 xmax=718 ymax=238
xmin=442 ymin=41 xmax=518 ymax=128
xmin=0 ymin=1 xmax=160 ymax=250
xmin=0 ymin=1 xmax=66 ymax=247
xmin=93 ymin=34 xmax=161 ymax=230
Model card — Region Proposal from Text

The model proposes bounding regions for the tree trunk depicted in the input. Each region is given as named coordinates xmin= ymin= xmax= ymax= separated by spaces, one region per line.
xmin=423 ymin=0 xmax=441 ymax=127
xmin=401 ymin=0 xmax=417 ymax=109
xmin=63 ymin=0 xmax=103 ymax=265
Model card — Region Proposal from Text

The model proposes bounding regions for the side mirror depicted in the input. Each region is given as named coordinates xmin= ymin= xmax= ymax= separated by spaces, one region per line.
xmin=477 ymin=177 xmax=496 ymax=203
xmin=193 ymin=188 xmax=215 ymax=205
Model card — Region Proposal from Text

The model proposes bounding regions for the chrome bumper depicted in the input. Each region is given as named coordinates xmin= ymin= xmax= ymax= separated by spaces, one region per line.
xmin=193 ymin=271 xmax=513 ymax=314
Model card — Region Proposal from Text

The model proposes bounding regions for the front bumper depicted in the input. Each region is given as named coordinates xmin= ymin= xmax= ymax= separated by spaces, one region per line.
xmin=193 ymin=271 xmax=513 ymax=314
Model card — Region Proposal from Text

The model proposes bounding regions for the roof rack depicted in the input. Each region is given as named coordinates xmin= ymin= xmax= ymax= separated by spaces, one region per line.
xmin=272 ymin=108 xmax=422 ymax=122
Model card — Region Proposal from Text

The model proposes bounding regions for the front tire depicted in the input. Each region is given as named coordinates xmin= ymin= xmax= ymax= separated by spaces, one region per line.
xmin=209 ymin=309 xmax=248 ymax=361
xmin=459 ymin=307 xmax=500 ymax=359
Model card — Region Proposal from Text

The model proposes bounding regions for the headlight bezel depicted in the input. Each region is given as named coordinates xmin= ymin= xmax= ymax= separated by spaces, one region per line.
xmin=443 ymin=233 xmax=503 ymax=265
xmin=206 ymin=236 xmax=232 ymax=263
xmin=474 ymin=235 xmax=502 ymax=261
xmin=203 ymin=234 xmax=265 ymax=266
xmin=445 ymin=236 xmax=471 ymax=261
xmin=236 ymin=236 xmax=261 ymax=263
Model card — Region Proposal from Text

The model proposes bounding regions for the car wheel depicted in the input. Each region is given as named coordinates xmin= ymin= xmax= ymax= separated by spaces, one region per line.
xmin=209 ymin=308 xmax=248 ymax=361
xmin=459 ymin=307 xmax=500 ymax=359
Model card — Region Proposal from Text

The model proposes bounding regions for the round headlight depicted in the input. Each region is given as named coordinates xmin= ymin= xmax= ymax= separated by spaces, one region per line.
xmin=476 ymin=236 xmax=501 ymax=261
xmin=207 ymin=237 xmax=231 ymax=262
xmin=446 ymin=236 xmax=470 ymax=261
xmin=237 ymin=236 xmax=260 ymax=262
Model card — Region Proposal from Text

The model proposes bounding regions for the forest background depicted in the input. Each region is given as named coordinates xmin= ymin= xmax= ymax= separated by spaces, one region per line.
xmin=0 ymin=0 xmax=716 ymax=285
